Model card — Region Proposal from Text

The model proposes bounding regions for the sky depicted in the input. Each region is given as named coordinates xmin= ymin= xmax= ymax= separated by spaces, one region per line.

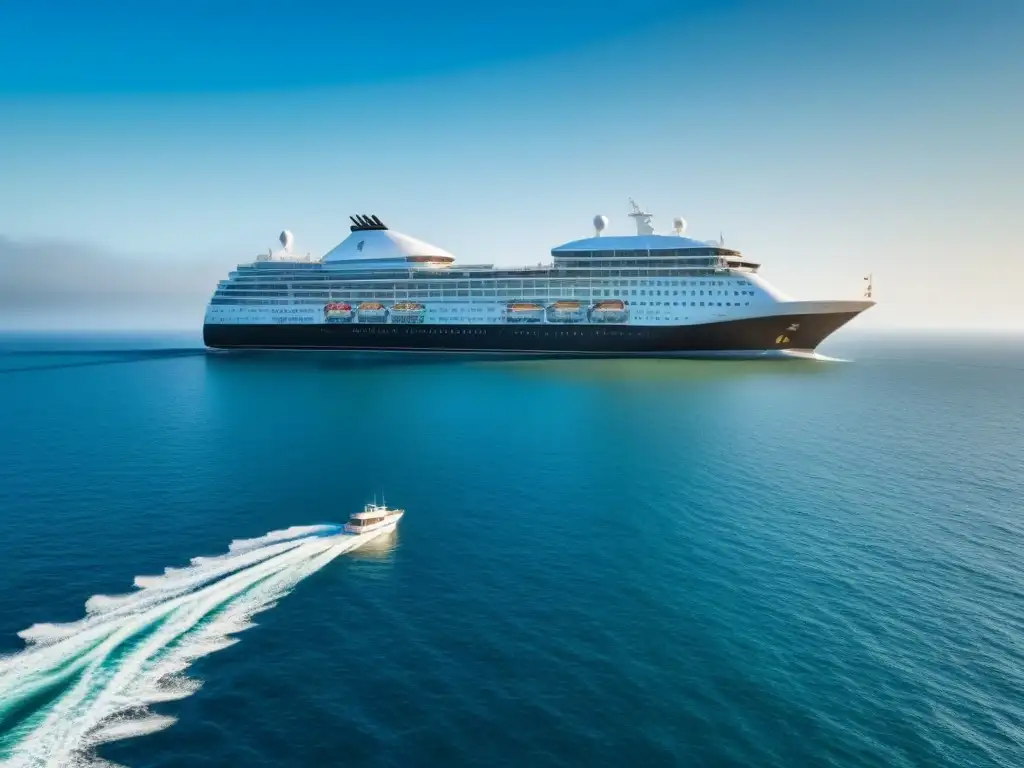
xmin=0 ymin=0 xmax=1021 ymax=330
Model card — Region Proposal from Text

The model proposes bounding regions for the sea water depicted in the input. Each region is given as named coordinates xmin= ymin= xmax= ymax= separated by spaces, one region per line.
xmin=0 ymin=330 xmax=1022 ymax=767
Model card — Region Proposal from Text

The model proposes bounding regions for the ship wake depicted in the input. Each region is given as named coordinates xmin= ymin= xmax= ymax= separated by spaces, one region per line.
xmin=0 ymin=525 xmax=377 ymax=767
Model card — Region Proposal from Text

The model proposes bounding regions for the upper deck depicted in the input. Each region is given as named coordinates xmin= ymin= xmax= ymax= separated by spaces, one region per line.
xmin=209 ymin=203 xmax=770 ymax=309
xmin=350 ymin=503 xmax=404 ymax=520
xmin=236 ymin=202 xmax=758 ymax=278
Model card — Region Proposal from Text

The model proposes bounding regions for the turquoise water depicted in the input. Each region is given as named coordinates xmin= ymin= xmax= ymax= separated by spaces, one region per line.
xmin=1 ymin=331 xmax=1022 ymax=767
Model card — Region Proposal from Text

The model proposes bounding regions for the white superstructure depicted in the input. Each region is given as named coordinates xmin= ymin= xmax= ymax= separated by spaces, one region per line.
xmin=209 ymin=206 xmax=864 ymax=327
xmin=203 ymin=203 xmax=874 ymax=356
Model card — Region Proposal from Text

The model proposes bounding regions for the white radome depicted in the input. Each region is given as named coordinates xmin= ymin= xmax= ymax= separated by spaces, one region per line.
xmin=593 ymin=215 xmax=609 ymax=235
xmin=672 ymin=216 xmax=687 ymax=234
xmin=279 ymin=230 xmax=294 ymax=250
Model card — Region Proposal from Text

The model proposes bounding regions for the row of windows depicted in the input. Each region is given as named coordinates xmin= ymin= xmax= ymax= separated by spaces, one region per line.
xmin=210 ymin=297 xmax=750 ymax=309
xmin=340 ymin=326 xmax=647 ymax=337
xmin=556 ymin=258 xmax=719 ymax=269
xmin=231 ymin=267 xmax=753 ymax=282
xmin=217 ymin=289 xmax=761 ymax=304
xmin=636 ymin=289 xmax=754 ymax=297
xmin=635 ymin=301 xmax=750 ymax=308
xmin=346 ymin=518 xmax=386 ymax=528
xmin=558 ymin=248 xmax=739 ymax=259
xmin=223 ymin=278 xmax=756 ymax=291
xmin=242 ymin=252 xmax=739 ymax=272
xmin=240 ymin=277 xmax=749 ymax=287
xmin=219 ymin=288 xmax=757 ymax=298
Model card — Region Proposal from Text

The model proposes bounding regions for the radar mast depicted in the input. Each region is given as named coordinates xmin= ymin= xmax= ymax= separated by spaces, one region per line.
xmin=627 ymin=198 xmax=655 ymax=235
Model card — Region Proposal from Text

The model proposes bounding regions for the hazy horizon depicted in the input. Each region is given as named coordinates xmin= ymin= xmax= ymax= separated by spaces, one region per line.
xmin=2 ymin=0 xmax=1021 ymax=332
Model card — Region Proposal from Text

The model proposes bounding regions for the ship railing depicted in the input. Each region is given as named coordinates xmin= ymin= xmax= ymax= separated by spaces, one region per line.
xmin=411 ymin=264 xmax=555 ymax=276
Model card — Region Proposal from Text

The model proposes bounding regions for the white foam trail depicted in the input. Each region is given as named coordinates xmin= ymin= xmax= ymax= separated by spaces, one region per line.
xmin=17 ymin=526 xmax=337 ymax=646
xmin=778 ymin=349 xmax=850 ymax=363
xmin=0 ymin=524 xmax=386 ymax=768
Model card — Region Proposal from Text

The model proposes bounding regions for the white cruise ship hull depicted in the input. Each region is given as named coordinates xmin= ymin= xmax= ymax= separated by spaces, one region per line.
xmin=204 ymin=300 xmax=871 ymax=357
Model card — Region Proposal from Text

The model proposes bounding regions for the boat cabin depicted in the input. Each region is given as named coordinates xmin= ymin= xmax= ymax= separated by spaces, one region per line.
xmin=345 ymin=503 xmax=403 ymax=531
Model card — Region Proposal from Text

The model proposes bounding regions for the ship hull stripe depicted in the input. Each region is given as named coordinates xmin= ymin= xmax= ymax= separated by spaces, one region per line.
xmin=203 ymin=311 xmax=862 ymax=355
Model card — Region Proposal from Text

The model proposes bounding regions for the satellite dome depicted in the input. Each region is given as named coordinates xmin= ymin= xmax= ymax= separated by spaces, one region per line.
xmin=279 ymin=230 xmax=294 ymax=250
xmin=593 ymin=215 xmax=609 ymax=235
xmin=672 ymin=217 xmax=687 ymax=235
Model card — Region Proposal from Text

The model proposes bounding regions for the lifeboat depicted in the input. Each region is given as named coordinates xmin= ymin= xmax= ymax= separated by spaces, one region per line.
xmin=390 ymin=301 xmax=427 ymax=324
xmin=323 ymin=302 xmax=354 ymax=323
xmin=356 ymin=302 xmax=388 ymax=323
xmin=547 ymin=300 xmax=585 ymax=323
xmin=505 ymin=302 xmax=545 ymax=324
xmin=589 ymin=299 xmax=629 ymax=323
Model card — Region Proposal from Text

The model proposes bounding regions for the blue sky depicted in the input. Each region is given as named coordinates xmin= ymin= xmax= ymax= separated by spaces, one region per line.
xmin=1 ymin=0 xmax=1021 ymax=329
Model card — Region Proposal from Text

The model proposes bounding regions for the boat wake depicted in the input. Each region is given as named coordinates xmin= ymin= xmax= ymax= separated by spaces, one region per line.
xmin=777 ymin=349 xmax=850 ymax=363
xmin=0 ymin=524 xmax=379 ymax=767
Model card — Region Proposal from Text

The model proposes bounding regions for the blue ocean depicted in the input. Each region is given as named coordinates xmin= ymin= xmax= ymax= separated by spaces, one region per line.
xmin=1 ymin=331 xmax=1022 ymax=768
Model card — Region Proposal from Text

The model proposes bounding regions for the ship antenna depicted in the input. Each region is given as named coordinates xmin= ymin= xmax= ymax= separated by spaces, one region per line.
xmin=627 ymin=198 xmax=655 ymax=235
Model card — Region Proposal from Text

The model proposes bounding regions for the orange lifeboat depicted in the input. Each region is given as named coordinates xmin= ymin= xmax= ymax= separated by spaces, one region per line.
xmin=324 ymin=302 xmax=354 ymax=323
xmin=547 ymin=300 xmax=584 ymax=323
xmin=390 ymin=301 xmax=426 ymax=324
xmin=506 ymin=301 xmax=545 ymax=324
xmin=590 ymin=299 xmax=628 ymax=324
xmin=391 ymin=302 xmax=425 ymax=312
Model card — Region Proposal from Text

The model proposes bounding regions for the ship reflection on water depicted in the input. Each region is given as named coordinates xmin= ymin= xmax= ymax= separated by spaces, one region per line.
xmin=347 ymin=528 xmax=400 ymax=568
xmin=492 ymin=355 xmax=841 ymax=385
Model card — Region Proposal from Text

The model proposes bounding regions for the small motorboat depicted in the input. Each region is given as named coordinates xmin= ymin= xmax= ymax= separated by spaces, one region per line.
xmin=344 ymin=501 xmax=404 ymax=535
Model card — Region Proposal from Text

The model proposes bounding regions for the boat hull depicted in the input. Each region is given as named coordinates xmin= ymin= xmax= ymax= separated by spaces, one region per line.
xmin=204 ymin=308 xmax=865 ymax=357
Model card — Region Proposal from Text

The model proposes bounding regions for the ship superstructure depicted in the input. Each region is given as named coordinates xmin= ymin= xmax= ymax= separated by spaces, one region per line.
xmin=203 ymin=202 xmax=873 ymax=356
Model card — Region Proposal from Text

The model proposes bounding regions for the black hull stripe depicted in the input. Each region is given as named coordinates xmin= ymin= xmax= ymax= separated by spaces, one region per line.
xmin=203 ymin=311 xmax=862 ymax=355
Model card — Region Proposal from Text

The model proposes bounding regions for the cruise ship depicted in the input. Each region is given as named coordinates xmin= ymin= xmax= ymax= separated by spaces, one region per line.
xmin=203 ymin=201 xmax=874 ymax=357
